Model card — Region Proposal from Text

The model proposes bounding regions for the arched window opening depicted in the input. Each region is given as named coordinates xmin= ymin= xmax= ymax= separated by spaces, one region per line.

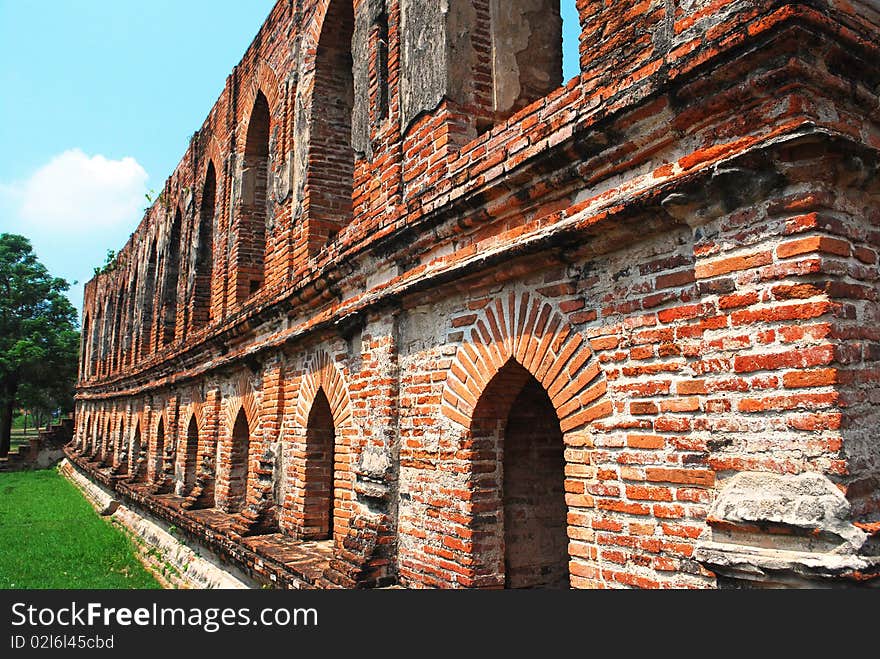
xmin=89 ymin=414 xmax=99 ymax=457
xmin=228 ymin=409 xmax=251 ymax=513
xmin=100 ymin=298 xmax=113 ymax=377
xmin=193 ymin=163 xmax=216 ymax=329
xmin=470 ymin=360 xmax=569 ymax=589
xmin=140 ymin=240 xmax=158 ymax=358
xmin=101 ymin=414 xmax=112 ymax=463
xmin=304 ymin=389 xmax=336 ymax=540
xmin=84 ymin=416 xmax=92 ymax=452
xmin=89 ymin=307 xmax=102 ymax=378
xmin=153 ymin=417 xmax=165 ymax=484
xmin=130 ymin=423 xmax=144 ymax=483
xmin=309 ymin=0 xmax=355 ymax=253
xmin=80 ymin=314 xmax=90 ymax=377
xmin=238 ymin=92 xmax=270 ymax=302
xmin=114 ymin=417 xmax=128 ymax=475
xmin=161 ymin=209 xmax=182 ymax=346
xmin=91 ymin=416 xmax=99 ymax=456
xmin=88 ymin=414 xmax=96 ymax=456
xmin=111 ymin=289 xmax=125 ymax=373
xmin=185 ymin=416 xmax=200 ymax=492
xmin=124 ymin=267 xmax=139 ymax=366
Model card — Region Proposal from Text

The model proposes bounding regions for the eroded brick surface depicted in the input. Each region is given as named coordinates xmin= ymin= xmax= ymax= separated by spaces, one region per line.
xmin=73 ymin=1 xmax=880 ymax=589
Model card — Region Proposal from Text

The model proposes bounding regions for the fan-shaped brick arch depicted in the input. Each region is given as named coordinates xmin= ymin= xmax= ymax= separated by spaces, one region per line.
xmin=181 ymin=401 xmax=205 ymax=436
xmin=127 ymin=407 xmax=147 ymax=483
xmin=180 ymin=384 xmax=206 ymax=434
xmin=216 ymin=377 xmax=261 ymax=514
xmin=236 ymin=60 xmax=283 ymax=151
xmin=441 ymin=291 xmax=610 ymax=433
xmin=295 ymin=351 xmax=353 ymax=431
xmin=177 ymin=394 xmax=206 ymax=495
xmin=222 ymin=377 xmax=261 ymax=435
xmin=152 ymin=400 xmax=171 ymax=438
xmin=301 ymin=0 xmax=337 ymax=54
xmin=201 ymin=135 xmax=224 ymax=181
xmin=131 ymin=407 xmax=146 ymax=437
xmin=149 ymin=401 xmax=174 ymax=485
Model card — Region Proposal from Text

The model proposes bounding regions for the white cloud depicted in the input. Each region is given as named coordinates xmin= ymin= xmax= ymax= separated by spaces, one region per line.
xmin=2 ymin=149 xmax=148 ymax=231
xmin=0 ymin=149 xmax=150 ymax=316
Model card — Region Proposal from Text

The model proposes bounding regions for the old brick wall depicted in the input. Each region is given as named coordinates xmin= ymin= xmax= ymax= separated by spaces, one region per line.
xmin=73 ymin=0 xmax=880 ymax=588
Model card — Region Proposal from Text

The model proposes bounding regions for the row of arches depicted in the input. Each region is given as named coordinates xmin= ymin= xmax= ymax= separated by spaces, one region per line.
xmin=77 ymin=386 xmax=340 ymax=543
xmin=80 ymin=273 xmax=610 ymax=588
xmin=77 ymin=358 xmax=577 ymax=588
xmin=80 ymin=1 xmax=583 ymax=382
xmin=77 ymin=278 xmax=608 ymax=588
xmin=80 ymin=154 xmax=221 ymax=381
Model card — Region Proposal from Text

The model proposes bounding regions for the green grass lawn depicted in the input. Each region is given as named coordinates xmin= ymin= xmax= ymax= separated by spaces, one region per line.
xmin=0 ymin=469 xmax=161 ymax=589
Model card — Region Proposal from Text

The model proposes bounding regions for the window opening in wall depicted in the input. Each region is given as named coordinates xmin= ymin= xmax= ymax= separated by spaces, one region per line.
xmin=140 ymin=240 xmax=157 ymax=358
xmin=304 ymin=389 xmax=336 ymax=540
xmin=185 ymin=415 xmax=200 ymax=492
xmin=561 ymin=0 xmax=580 ymax=83
xmin=228 ymin=408 xmax=251 ymax=513
xmin=161 ymin=209 xmax=182 ymax=346
xmin=470 ymin=360 xmax=570 ymax=589
xmin=194 ymin=163 xmax=216 ymax=329
xmin=131 ymin=424 xmax=144 ymax=483
xmin=238 ymin=92 xmax=270 ymax=302
xmin=309 ymin=0 xmax=355 ymax=253
xmin=154 ymin=417 xmax=165 ymax=484
xmin=480 ymin=1 xmax=580 ymax=132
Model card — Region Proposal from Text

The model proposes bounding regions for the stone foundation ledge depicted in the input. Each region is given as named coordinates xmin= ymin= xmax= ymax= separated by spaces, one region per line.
xmin=696 ymin=471 xmax=880 ymax=588
xmin=695 ymin=542 xmax=880 ymax=588
xmin=61 ymin=458 xmax=252 ymax=589
xmin=63 ymin=449 xmax=338 ymax=589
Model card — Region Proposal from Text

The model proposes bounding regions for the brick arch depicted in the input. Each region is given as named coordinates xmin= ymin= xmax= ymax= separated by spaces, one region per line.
xmin=222 ymin=377 xmax=261 ymax=436
xmin=180 ymin=400 xmax=205 ymax=436
xmin=99 ymin=409 xmax=112 ymax=460
xmin=151 ymin=400 xmax=172 ymax=439
xmin=198 ymin=137 xmax=224 ymax=201
xmin=295 ymin=351 xmax=353 ymax=431
xmin=441 ymin=291 xmax=610 ymax=434
xmin=80 ymin=312 xmax=90 ymax=375
xmin=202 ymin=135 xmax=224 ymax=178
xmin=79 ymin=410 xmax=90 ymax=450
xmin=236 ymin=59 xmax=283 ymax=152
xmin=138 ymin=228 xmax=160 ymax=358
xmin=299 ymin=0 xmax=339 ymax=57
xmin=131 ymin=406 xmax=146 ymax=437
xmin=150 ymin=402 xmax=172 ymax=479
xmin=127 ymin=406 xmax=145 ymax=447
xmin=116 ymin=409 xmax=128 ymax=450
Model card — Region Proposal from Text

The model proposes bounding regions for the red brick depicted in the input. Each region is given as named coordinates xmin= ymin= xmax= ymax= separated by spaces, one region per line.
xmin=776 ymin=236 xmax=850 ymax=259
xmin=646 ymin=468 xmax=715 ymax=487
xmin=694 ymin=251 xmax=773 ymax=279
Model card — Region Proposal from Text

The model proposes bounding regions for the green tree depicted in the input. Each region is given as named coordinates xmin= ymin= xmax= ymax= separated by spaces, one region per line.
xmin=0 ymin=234 xmax=80 ymax=457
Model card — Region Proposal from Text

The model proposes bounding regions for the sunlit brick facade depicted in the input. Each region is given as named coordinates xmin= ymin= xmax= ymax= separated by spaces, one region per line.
xmin=71 ymin=0 xmax=880 ymax=588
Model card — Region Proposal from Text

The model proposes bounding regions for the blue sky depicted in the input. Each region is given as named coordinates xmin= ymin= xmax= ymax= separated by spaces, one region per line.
xmin=0 ymin=1 xmax=581 ymax=319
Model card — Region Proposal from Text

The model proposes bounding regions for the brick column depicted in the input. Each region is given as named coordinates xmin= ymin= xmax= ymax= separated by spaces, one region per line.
xmin=326 ymin=313 xmax=400 ymax=588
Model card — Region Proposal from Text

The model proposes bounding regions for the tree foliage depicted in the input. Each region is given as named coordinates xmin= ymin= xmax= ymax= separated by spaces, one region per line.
xmin=0 ymin=234 xmax=80 ymax=456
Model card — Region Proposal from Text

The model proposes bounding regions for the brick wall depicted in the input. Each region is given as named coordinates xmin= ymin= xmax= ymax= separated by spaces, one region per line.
xmin=73 ymin=1 xmax=880 ymax=588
